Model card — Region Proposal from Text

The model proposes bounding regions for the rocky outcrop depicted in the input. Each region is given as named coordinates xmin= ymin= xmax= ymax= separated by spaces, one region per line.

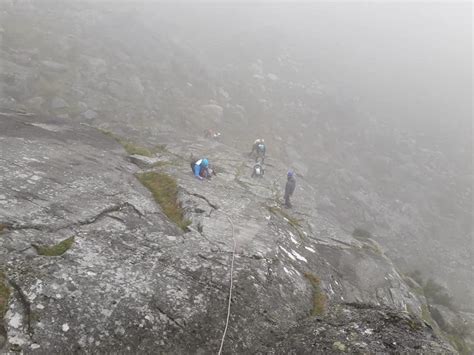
xmin=0 ymin=113 xmax=453 ymax=353
xmin=257 ymin=303 xmax=451 ymax=354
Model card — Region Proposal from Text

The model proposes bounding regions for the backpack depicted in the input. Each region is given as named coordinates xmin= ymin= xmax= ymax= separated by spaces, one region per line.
xmin=253 ymin=163 xmax=264 ymax=176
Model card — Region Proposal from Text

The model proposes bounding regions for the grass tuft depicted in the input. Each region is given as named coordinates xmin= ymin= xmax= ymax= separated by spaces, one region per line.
xmin=33 ymin=236 xmax=75 ymax=256
xmin=361 ymin=241 xmax=383 ymax=256
xmin=0 ymin=224 xmax=7 ymax=234
xmin=267 ymin=206 xmax=302 ymax=228
xmin=137 ymin=172 xmax=190 ymax=231
xmin=121 ymin=141 xmax=153 ymax=157
xmin=352 ymin=228 xmax=373 ymax=239
xmin=304 ymin=272 xmax=327 ymax=316
xmin=405 ymin=269 xmax=424 ymax=286
xmin=0 ymin=271 xmax=11 ymax=322
xmin=352 ymin=228 xmax=383 ymax=255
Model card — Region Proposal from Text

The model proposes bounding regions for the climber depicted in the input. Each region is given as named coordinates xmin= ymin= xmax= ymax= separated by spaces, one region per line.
xmin=190 ymin=158 xmax=209 ymax=180
xmin=251 ymin=162 xmax=265 ymax=178
xmin=249 ymin=138 xmax=266 ymax=163
xmin=284 ymin=170 xmax=296 ymax=208
xmin=204 ymin=129 xmax=221 ymax=140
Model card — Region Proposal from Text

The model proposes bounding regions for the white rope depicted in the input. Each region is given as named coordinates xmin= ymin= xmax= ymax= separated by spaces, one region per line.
xmin=218 ymin=215 xmax=237 ymax=355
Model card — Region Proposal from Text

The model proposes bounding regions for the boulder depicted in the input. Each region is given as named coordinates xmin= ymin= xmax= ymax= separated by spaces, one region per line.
xmin=50 ymin=97 xmax=69 ymax=110
xmin=82 ymin=109 xmax=98 ymax=120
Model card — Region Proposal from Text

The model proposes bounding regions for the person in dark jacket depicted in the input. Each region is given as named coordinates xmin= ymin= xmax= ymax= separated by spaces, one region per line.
xmin=284 ymin=170 xmax=296 ymax=208
xmin=249 ymin=138 xmax=266 ymax=163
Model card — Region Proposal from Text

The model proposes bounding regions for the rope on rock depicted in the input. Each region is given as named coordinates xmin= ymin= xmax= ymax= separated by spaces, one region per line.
xmin=217 ymin=214 xmax=237 ymax=355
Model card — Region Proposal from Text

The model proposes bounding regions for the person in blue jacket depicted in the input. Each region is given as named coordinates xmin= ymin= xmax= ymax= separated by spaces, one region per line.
xmin=190 ymin=158 xmax=209 ymax=180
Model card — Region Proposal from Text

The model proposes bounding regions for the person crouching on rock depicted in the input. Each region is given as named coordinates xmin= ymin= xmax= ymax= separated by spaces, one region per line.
xmin=191 ymin=158 xmax=209 ymax=180
xmin=284 ymin=170 xmax=296 ymax=208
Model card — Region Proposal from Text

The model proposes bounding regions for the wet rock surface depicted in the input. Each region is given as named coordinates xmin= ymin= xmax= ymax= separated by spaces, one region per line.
xmin=0 ymin=113 xmax=454 ymax=353
xmin=0 ymin=2 xmax=470 ymax=314
xmin=0 ymin=2 xmax=470 ymax=352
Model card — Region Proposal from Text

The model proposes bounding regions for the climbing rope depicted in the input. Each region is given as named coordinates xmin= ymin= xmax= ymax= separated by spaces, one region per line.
xmin=217 ymin=214 xmax=237 ymax=355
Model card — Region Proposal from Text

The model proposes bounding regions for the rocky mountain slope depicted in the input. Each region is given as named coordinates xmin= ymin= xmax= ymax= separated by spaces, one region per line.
xmin=0 ymin=112 xmax=453 ymax=353
xmin=0 ymin=0 xmax=471 ymax=353
xmin=0 ymin=2 xmax=470 ymax=311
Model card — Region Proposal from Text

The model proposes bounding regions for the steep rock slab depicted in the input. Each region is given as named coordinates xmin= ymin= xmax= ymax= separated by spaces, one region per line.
xmin=0 ymin=114 xmax=453 ymax=353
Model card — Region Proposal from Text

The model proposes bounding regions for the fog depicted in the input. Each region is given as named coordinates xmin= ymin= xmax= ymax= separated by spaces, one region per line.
xmin=157 ymin=1 xmax=471 ymax=142
xmin=0 ymin=0 xmax=472 ymax=349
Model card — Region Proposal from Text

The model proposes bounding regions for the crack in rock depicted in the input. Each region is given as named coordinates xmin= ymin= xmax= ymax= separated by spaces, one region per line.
xmin=8 ymin=278 xmax=33 ymax=337
xmin=197 ymin=253 xmax=227 ymax=267
xmin=183 ymin=190 xmax=219 ymax=210
xmin=5 ymin=202 xmax=143 ymax=233
xmin=151 ymin=302 xmax=184 ymax=330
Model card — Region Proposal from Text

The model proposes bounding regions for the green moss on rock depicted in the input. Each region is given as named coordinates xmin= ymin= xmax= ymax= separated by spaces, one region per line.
xmin=266 ymin=206 xmax=302 ymax=228
xmin=33 ymin=236 xmax=75 ymax=256
xmin=0 ymin=272 xmax=11 ymax=321
xmin=304 ymin=272 xmax=327 ymax=316
xmin=137 ymin=172 xmax=190 ymax=231
xmin=352 ymin=228 xmax=373 ymax=239
xmin=121 ymin=141 xmax=154 ymax=156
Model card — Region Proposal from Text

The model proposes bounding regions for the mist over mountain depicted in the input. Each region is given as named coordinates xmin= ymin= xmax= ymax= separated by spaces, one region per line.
xmin=0 ymin=0 xmax=472 ymax=353
xmin=155 ymin=1 xmax=471 ymax=138
xmin=143 ymin=0 xmax=473 ymax=305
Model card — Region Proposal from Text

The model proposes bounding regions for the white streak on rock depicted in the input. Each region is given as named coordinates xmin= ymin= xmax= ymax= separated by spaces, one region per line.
xmin=291 ymin=250 xmax=307 ymax=263
xmin=279 ymin=246 xmax=296 ymax=261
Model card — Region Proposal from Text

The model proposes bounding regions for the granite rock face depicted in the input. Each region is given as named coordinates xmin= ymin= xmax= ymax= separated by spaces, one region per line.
xmin=0 ymin=114 xmax=453 ymax=353
xmin=0 ymin=2 xmax=469 ymax=352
